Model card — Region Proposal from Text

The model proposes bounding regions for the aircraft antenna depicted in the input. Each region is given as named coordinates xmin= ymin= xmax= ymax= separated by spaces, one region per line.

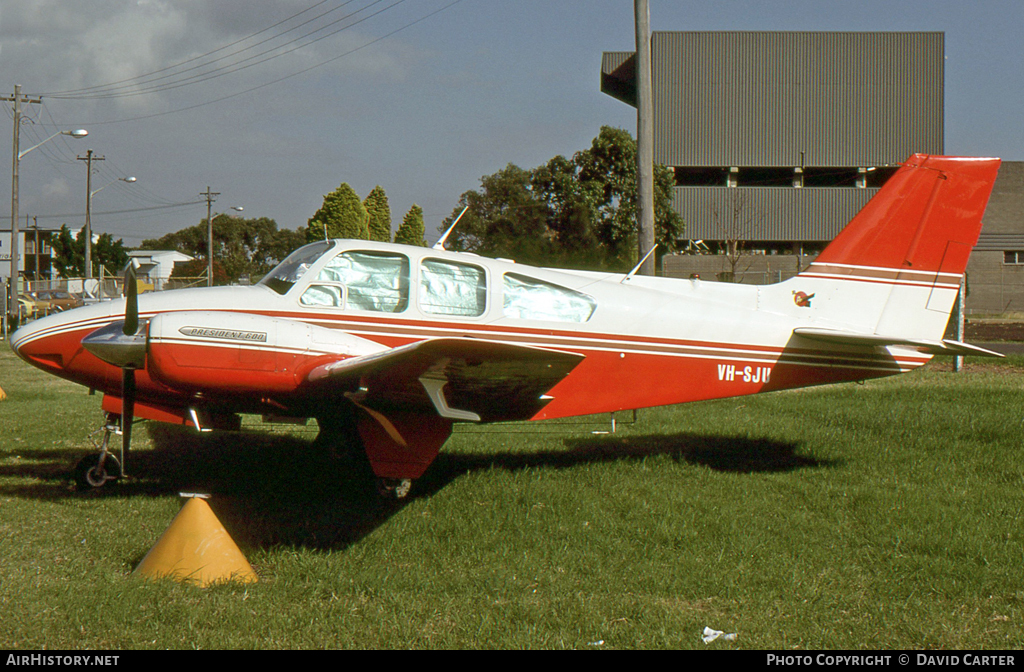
xmin=433 ymin=206 xmax=469 ymax=251
xmin=622 ymin=244 xmax=658 ymax=284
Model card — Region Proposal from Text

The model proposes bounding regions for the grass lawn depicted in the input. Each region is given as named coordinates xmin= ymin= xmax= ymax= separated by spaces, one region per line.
xmin=1 ymin=345 xmax=1022 ymax=649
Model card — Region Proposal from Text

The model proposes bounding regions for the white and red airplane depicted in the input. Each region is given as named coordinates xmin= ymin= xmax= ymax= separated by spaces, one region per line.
xmin=11 ymin=154 xmax=1002 ymax=496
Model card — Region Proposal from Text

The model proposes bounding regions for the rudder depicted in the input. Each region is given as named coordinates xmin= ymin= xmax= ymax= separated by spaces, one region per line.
xmin=804 ymin=154 xmax=1000 ymax=276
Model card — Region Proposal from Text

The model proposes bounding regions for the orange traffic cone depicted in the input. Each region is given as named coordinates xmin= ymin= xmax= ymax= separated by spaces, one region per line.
xmin=133 ymin=495 xmax=257 ymax=587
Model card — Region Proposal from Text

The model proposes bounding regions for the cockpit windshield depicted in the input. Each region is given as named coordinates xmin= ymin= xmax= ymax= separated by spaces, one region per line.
xmin=259 ymin=241 xmax=333 ymax=295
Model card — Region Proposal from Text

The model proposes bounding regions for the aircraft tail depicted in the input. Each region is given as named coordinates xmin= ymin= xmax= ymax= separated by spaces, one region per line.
xmin=793 ymin=154 xmax=1001 ymax=345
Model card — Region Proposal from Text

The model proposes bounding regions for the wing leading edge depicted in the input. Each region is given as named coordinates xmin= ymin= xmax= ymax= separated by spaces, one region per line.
xmin=305 ymin=338 xmax=586 ymax=423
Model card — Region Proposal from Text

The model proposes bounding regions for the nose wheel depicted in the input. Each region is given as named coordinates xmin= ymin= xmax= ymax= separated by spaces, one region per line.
xmin=74 ymin=414 xmax=125 ymax=491
xmin=74 ymin=452 xmax=122 ymax=490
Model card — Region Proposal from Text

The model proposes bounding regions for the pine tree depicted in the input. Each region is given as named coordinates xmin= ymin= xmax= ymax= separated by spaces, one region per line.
xmin=394 ymin=204 xmax=427 ymax=246
xmin=306 ymin=183 xmax=368 ymax=242
xmin=363 ymin=185 xmax=392 ymax=242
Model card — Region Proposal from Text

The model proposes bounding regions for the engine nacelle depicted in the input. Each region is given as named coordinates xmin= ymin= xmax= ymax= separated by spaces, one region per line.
xmin=146 ymin=310 xmax=386 ymax=395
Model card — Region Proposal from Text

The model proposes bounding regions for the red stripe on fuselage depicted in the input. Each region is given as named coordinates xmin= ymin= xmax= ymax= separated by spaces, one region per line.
xmin=15 ymin=308 xmax=927 ymax=421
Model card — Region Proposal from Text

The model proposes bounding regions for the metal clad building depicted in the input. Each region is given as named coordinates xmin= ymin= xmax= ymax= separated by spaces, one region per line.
xmin=602 ymin=31 xmax=945 ymax=245
xmin=966 ymin=162 xmax=1024 ymax=312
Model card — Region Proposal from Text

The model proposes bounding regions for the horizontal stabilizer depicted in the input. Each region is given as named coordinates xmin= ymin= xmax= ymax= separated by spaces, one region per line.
xmin=793 ymin=327 xmax=1004 ymax=358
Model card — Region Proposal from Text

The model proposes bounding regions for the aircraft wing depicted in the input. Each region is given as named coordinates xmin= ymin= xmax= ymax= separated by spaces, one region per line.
xmin=305 ymin=338 xmax=585 ymax=423
xmin=792 ymin=327 xmax=1005 ymax=358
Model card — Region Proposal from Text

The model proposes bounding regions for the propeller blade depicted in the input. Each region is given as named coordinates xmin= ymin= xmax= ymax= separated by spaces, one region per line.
xmin=123 ymin=263 xmax=139 ymax=336
xmin=122 ymin=368 xmax=135 ymax=456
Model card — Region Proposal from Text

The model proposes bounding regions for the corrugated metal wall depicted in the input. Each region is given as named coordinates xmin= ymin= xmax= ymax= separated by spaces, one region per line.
xmin=601 ymin=52 xmax=636 ymax=106
xmin=673 ymin=186 xmax=877 ymax=242
xmin=652 ymin=32 xmax=944 ymax=167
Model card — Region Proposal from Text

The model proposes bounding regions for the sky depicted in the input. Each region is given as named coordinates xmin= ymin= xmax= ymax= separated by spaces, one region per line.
xmin=0 ymin=0 xmax=1022 ymax=247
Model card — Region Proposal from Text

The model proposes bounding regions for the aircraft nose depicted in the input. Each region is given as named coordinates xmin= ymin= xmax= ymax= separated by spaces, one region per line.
xmin=10 ymin=310 xmax=86 ymax=373
xmin=10 ymin=320 xmax=42 ymax=358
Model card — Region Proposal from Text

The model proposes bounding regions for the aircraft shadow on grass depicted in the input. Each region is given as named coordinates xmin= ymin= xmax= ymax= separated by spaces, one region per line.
xmin=0 ymin=423 xmax=837 ymax=551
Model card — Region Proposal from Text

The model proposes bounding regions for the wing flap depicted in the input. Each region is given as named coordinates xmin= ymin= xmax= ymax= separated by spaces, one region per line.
xmin=306 ymin=338 xmax=585 ymax=422
xmin=793 ymin=327 xmax=1004 ymax=358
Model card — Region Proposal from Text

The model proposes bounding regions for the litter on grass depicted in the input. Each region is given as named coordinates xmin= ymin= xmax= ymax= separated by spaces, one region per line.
xmin=702 ymin=626 xmax=737 ymax=644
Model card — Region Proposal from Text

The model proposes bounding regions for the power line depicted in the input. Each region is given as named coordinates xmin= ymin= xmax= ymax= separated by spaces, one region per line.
xmin=52 ymin=0 xmax=464 ymax=125
xmin=43 ymin=0 xmax=402 ymax=101
xmin=39 ymin=0 xmax=337 ymax=98
xmin=0 ymin=201 xmax=206 ymax=223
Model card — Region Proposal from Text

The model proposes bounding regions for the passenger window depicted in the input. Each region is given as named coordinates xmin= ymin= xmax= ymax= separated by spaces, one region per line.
xmin=301 ymin=251 xmax=409 ymax=312
xmin=419 ymin=259 xmax=487 ymax=317
xmin=502 ymin=273 xmax=596 ymax=322
xmin=300 ymin=283 xmax=344 ymax=308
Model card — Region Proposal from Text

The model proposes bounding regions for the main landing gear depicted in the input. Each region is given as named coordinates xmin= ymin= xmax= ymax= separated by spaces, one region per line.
xmin=376 ymin=477 xmax=412 ymax=500
xmin=73 ymin=413 xmax=125 ymax=491
xmin=315 ymin=408 xmax=448 ymax=501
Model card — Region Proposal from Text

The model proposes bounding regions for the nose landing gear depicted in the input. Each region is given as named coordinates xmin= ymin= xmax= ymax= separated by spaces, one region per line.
xmin=73 ymin=413 xmax=125 ymax=491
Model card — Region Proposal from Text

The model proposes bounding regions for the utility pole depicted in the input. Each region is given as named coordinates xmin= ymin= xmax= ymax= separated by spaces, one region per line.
xmin=32 ymin=217 xmax=40 ymax=281
xmin=201 ymin=186 xmax=220 ymax=286
xmin=3 ymin=84 xmax=42 ymax=325
xmin=77 ymin=149 xmax=104 ymax=284
xmin=634 ymin=0 xmax=656 ymax=276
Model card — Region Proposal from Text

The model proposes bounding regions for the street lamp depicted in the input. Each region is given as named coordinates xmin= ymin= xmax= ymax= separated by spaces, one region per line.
xmin=19 ymin=129 xmax=88 ymax=160
xmin=8 ymin=122 xmax=87 ymax=325
xmin=85 ymin=175 xmax=136 ymax=286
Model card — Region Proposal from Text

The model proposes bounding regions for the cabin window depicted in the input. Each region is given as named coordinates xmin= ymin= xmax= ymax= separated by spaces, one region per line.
xmin=260 ymin=241 xmax=332 ymax=295
xmin=300 ymin=283 xmax=345 ymax=308
xmin=301 ymin=250 xmax=409 ymax=312
xmin=419 ymin=259 xmax=487 ymax=317
xmin=502 ymin=273 xmax=596 ymax=322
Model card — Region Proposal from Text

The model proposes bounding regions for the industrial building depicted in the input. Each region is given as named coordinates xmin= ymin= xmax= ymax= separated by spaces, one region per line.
xmin=602 ymin=31 xmax=1023 ymax=313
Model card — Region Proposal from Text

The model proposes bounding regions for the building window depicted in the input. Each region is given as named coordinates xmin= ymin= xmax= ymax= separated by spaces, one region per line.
xmin=802 ymin=167 xmax=860 ymax=188
xmin=735 ymin=167 xmax=796 ymax=188
xmin=866 ymin=167 xmax=899 ymax=188
xmin=1004 ymin=251 xmax=1024 ymax=265
xmin=675 ymin=167 xmax=729 ymax=187
xmin=674 ymin=166 xmax=894 ymax=189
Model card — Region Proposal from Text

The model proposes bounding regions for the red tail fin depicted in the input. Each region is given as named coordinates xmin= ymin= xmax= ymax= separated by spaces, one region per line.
xmin=809 ymin=154 xmax=1000 ymax=275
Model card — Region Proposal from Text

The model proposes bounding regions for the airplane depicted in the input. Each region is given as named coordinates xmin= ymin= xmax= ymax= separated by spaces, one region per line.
xmin=10 ymin=154 xmax=1003 ymax=497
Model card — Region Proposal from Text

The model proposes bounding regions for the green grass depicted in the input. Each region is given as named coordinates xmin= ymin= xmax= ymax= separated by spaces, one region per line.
xmin=1 ymin=346 xmax=1023 ymax=649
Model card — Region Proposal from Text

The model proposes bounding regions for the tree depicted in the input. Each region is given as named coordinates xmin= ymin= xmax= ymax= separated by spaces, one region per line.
xmin=363 ymin=185 xmax=392 ymax=242
xmin=50 ymin=224 xmax=129 ymax=278
xmin=50 ymin=225 xmax=84 ymax=278
xmin=710 ymin=192 xmax=765 ymax=282
xmin=439 ymin=126 xmax=683 ymax=271
xmin=140 ymin=216 xmax=304 ymax=284
xmin=394 ymin=204 xmax=427 ymax=247
xmin=305 ymin=183 xmax=368 ymax=243
xmin=441 ymin=164 xmax=554 ymax=265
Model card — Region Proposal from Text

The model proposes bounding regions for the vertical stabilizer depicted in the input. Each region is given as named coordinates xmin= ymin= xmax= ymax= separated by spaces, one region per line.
xmin=797 ymin=155 xmax=1000 ymax=340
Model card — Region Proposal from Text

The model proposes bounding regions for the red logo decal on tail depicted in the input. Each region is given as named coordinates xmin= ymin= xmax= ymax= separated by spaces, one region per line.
xmin=793 ymin=291 xmax=815 ymax=308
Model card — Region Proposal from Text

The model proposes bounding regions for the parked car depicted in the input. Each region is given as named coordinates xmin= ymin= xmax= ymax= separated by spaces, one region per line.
xmin=31 ymin=290 xmax=84 ymax=312
xmin=17 ymin=296 xmax=49 ymax=320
